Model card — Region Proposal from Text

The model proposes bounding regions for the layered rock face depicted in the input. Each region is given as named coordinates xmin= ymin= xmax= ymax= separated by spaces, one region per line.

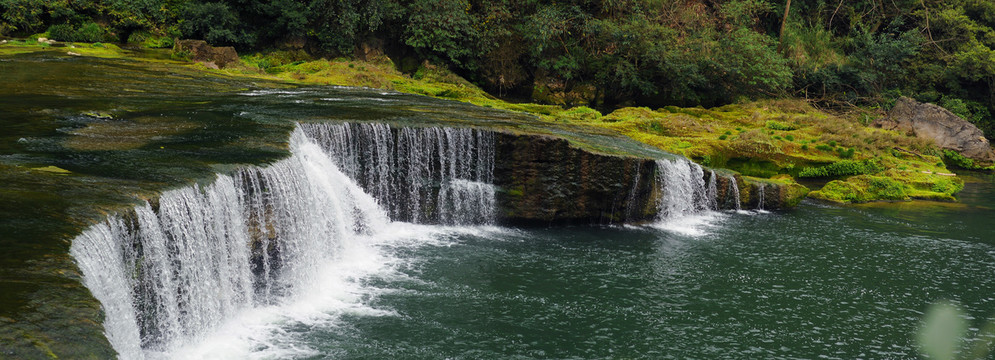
xmin=875 ymin=97 xmax=994 ymax=162
xmin=492 ymin=133 xmax=808 ymax=225
xmin=493 ymin=134 xmax=659 ymax=225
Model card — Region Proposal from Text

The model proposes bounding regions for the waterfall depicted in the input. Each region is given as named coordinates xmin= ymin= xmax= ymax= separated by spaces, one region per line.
xmin=705 ymin=170 xmax=719 ymax=211
xmin=757 ymin=183 xmax=766 ymax=210
xmin=623 ymin=162 xmax=644 ymax=222
xmin=654 ymin=158 xmax=714 ymax=219
xmin=71 ymin=127 xmax=390 ymax=358
xmin=298 ymin=122 xmax=496 ymax=225
xmin=727 ymin=175 xmax=742 ymax=210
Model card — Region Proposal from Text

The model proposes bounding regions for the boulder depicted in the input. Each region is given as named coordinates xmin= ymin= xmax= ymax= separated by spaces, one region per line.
xmin=875 ymin=97 xmax=994 ymax=162
xmin=172 ymin=39 xmax=239 ymax=69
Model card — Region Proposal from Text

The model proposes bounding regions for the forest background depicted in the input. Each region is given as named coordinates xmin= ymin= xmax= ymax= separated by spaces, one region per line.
xmin=2 ymin=0 xmax=995 ymax=140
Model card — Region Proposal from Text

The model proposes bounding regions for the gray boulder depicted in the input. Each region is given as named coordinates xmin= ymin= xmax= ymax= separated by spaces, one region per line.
xmin=875 ymin=96 xmax=994 ymax=162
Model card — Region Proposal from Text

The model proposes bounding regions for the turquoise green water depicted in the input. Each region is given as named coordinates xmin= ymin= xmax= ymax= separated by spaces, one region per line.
xmin=282 ymin=180 xmax=995 ymax=359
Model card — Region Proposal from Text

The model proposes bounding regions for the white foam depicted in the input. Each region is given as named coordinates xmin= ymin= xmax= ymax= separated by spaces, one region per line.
xmin=651 ymin=211 xmax=726 ymax=237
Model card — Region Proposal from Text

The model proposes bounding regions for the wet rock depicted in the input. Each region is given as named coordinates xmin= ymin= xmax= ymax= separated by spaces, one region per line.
xmin=493 ymin=133 xmax=659 ymax=225
xmin=740 ymin=176 xmax=810 ymax=210
xmin=172 ymin=39 xmax=239 ymax=69
xmin=875 ymin=97 xmax=994 ymax=163
xmin=492 ymin=133 xmax=809 ymax=224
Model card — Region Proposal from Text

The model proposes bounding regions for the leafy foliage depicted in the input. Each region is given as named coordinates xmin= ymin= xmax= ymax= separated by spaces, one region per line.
xmin=3 ymin=0 xmax=995 ymax=131
xmin=798 ymin=159 xmax=882 ymax=178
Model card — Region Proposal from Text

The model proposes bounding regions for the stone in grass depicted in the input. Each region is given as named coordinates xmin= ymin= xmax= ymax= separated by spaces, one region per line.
xmin=875 ymin=97 xmax=994 ymax=163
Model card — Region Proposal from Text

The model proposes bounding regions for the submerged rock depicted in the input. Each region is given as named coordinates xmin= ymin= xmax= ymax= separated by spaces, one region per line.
xmin=875 ymin=97 xmax=994 ymax=163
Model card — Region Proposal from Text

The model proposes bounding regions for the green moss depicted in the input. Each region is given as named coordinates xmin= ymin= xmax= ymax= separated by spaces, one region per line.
xmin=561 ymin=106 xmax=602 ymax=121
xmin=798 ymin=159 xmax=882 ymax=178
xmin=810 ymin=175 xmax=909 ymax=203
xmin=16 ymin=43 xmax=959 ymax=206
xmin=811 ymin=168 xmax=963 ymax=203
xmin=765 ymin=120 xmax=796 ymax=131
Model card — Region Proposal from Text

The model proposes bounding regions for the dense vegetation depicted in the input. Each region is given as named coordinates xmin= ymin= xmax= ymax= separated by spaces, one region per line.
xmin=2 ymin=0 xmax=995 ymax=136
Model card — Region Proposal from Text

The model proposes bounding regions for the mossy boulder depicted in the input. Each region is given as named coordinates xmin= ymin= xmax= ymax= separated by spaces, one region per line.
xmin=742 ymin=176 xmax=811 ymax=209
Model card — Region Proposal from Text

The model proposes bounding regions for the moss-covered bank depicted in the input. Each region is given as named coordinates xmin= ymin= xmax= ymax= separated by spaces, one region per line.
xmin=0 ymin=39 xmax=967 ymax=205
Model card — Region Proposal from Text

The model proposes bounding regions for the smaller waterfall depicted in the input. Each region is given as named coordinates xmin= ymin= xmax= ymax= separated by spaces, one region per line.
xmin=705 ymin=170 xmax=719 ymax=211
xmin=757 ymin=183 xmax=766 ymax=211
xmin=623 ymin=162 xmax=644 ymax=222
xmin=727 ymin=175 xmax=742 ymax=210
xmin=655 ymin=158 xmax=712 ymax=219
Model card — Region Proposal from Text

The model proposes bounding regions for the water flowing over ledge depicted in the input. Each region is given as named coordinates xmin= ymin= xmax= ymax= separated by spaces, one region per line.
xmin=299 ymin=122 xmax=495 ymax=225
xmin=71 ymin=129 xmax=392 ymax=358
xmin=70 ymin=122 xmax=785 ymax=358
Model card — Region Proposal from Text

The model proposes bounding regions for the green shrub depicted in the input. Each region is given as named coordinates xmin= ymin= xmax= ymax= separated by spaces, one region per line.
xmin=719 ymin=134 xmax=728 ymax=140
xmin=837 ymin=147 xmax=855 ymax=159
xmin=47 ymin=22 xmax=105 ymax=42
xmin=943 ymin=150 xmax=976 ymax=169
xmin=815 ymin=144 xmax=833 ymax=151
xmin=785 ymin=135 xmax=795 ymax=141
xmin=799 ymin=159 xmax=883 ymax=178
xmin=765 ymin=120 xmax=796 ymax=131
xmin=801 ymin=144 xmax=809 ymax=150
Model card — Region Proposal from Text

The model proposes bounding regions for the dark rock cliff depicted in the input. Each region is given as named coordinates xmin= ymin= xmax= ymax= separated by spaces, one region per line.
xmin=493 ymin=133 xmax=659 ymax=225
xmin=491 ymin=132 xmax=808 ymax=225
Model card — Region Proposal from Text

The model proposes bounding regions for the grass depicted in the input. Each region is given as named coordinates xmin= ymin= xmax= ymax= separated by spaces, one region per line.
xmin=0 ymin=39 xmax=974 ymax=203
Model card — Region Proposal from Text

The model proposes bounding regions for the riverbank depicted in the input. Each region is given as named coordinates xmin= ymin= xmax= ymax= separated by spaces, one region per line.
xmin=0 ymin=39 xmax=975 ymax=203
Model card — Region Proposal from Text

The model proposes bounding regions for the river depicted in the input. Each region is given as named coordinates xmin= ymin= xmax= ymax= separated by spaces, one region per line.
xmin=2 ymin=51 xmax=994 ymax=359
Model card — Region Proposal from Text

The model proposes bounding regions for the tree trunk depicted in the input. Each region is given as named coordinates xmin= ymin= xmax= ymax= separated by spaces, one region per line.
xmin=779 ymin=0 xmax=792 ymax=42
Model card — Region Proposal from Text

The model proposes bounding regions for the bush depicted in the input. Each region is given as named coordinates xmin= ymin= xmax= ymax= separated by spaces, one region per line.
xmin=799 ymin=159 xmax=882 ymax=178
xmin=943 ymin=150 xmax=976 ymax=169
xmin=47 ymin=22 xmax=105 ymax=42
xmin=765 ymin=120 xmax=796 ymax=131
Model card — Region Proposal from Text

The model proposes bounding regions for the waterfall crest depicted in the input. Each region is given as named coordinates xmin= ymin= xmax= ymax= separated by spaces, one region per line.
xmin=299 ymin=122 xmax=495 ymax=225
xmin=71 ymin=127 xmax=389 ymax=358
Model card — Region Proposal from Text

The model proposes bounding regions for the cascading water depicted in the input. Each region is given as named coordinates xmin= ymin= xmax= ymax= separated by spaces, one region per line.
xmin=757 ymin=183 xmax=766 ymax=211
xmin=654 ymin=158 xmax=713 ymax=219
xmin=71 ymin=127 xmax=392 ymax=359
xmin=706 ymin=170 xmax=719 ymax=211
xmin=652 ymin=158 xmax=726 ymax=236
xmin=727 ymin=175 xmax=742 ymax=210
xmin=298 ymin=122 xmax=496 ymax=225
